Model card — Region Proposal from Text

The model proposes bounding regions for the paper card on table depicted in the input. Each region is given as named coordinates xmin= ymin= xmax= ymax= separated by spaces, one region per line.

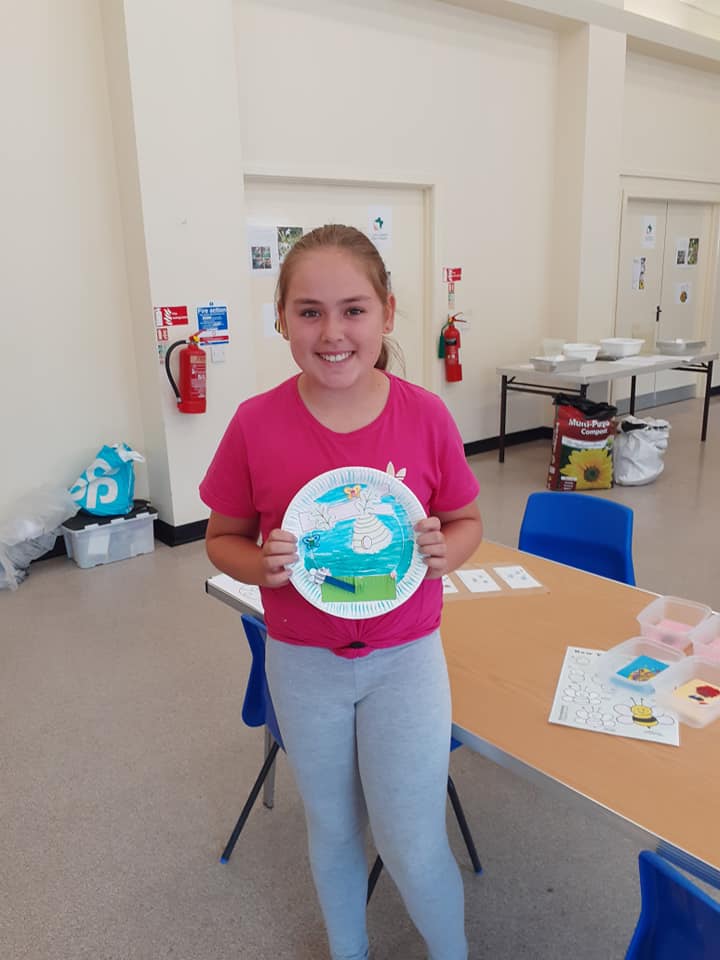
xmin=455 ymin=568 xmax=501 ymax=593
xmin=442 ymin=574 xmax=460 ymax=595
xmin=211 ymin=574 xmax=263 ymax=614
xmin=548 ymin=647 xmax=680 ymax=746
xmin=492 ymin=565 xmax=542 ymax=590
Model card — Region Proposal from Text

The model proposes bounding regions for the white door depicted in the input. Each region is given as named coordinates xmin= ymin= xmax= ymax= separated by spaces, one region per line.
xmin=614 ymin=198 xmax=667 ymax=406
xmin=244 ymin=179 xmax=428 ymax=395
xmin=655 ymin=201 xmax=712 ymax=395
xmin=614 ymin=198 xmax=713 ymax=409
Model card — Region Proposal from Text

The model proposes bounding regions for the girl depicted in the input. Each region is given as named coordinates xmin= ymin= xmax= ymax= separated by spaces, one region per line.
xmin=200 ymin=225 xmax=482 ymax=960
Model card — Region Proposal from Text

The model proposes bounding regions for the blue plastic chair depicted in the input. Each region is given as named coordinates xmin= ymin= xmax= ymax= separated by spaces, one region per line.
xmin=518 ymin=491 xmax=636 ymax=585
xmin=625 ymin=851 xmax=720 ymax=959
xmin=221 ymin=615 xmax=482 ymax=901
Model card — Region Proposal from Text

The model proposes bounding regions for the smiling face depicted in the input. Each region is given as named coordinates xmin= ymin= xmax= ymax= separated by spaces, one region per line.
xmin=278 ymin=247 xmax=395 ymax=397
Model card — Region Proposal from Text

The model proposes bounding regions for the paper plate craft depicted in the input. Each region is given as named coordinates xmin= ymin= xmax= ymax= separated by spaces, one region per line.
xmin=282 ymin=466 xmax=427 ymax=619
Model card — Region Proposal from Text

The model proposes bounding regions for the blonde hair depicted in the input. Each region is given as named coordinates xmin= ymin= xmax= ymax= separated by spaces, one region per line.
xmin=275 ymin=224 xmax=402 ymax=372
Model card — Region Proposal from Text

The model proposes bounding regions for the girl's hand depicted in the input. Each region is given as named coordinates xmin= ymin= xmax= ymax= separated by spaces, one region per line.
xmin=261 ymin=529 xmax=298 ymax=587
xmin=415 ymin=516 xmax=447 ymax=580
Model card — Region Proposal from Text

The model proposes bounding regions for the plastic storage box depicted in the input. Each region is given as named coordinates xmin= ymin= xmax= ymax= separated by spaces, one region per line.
xmin=62 ymin=500 xmax=158 ymax=569
xmin=595 ymin=637 xmax=686 ymax=693
xmin=636 ymin=596 xmax=712 ymax=651
xmin=654 ymin=656 xmax=720 ymax=728
xmin=687 ymin=614 xmax=720 ymax=664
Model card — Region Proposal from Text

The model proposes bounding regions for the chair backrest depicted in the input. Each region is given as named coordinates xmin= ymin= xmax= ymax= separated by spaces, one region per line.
xmin=240 ymin=614 xmax=284 ymax=750
xmin=518 ymin=491 xmax=636 ymax=585
xmin=625 ymin=850 xmax=720 ymax=959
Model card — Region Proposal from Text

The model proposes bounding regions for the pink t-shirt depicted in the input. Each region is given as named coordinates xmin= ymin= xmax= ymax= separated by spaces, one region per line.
xmin=199 ymin=374 xmax=479 ymax=658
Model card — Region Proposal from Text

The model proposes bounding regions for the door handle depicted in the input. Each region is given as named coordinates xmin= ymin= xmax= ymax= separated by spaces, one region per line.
xmin=655 ymin=305 xmax=662 ymax=323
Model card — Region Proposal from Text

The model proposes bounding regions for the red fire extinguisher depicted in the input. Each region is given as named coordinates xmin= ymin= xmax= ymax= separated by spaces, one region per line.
xmin=442 ymin=315 xmax=464 ymax=382
xmin=165 ymin=332 xmax=207 ymax=413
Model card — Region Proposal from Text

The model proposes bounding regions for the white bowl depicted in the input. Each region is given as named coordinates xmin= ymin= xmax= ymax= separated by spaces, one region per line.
xmin=530 ymin=356 xmax=561 ymax=372
xmin=600 ymin=338 xmax=644 ymax=358
xmin=562 ymin=342 xmax=600 ymax=362
xmin=656 ymin=339 xmax=706 ymax=356
xmin=530 ymin=355 xmax=584 ymax=372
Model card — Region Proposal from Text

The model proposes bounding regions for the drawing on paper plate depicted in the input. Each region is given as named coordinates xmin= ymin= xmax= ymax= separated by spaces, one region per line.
xmin=282 ymin=466 xmax=427 ymax=619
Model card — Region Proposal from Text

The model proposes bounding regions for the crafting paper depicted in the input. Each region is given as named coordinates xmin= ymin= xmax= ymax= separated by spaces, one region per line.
xmin=492 ymin=565 xmax=542 ymax=590
xmin=211 ymin=574 xmax=264 ymax=615
xmin=549 ymin=647 xmax=680 ymax=746
xmin=442 ymin=575 xmax=459 ymax=595
xmin=455 ymin=568 xmax=502 ymax=593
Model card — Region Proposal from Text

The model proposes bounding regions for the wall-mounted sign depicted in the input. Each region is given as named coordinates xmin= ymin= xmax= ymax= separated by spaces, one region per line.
xmin=154 ymin=305 xmax=189 ymax=326
xmin=197 ymin=302 xmax=229 ymax=344
xmin=443 ymin=267 xmax=462 ymax=283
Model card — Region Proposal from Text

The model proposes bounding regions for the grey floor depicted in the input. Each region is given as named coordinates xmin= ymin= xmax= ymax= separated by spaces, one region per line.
xmin=3 ymin=395 xmax=719 ymax=960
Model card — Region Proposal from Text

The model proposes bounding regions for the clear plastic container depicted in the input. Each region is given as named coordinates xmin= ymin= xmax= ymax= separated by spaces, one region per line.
xmin=62 ymin=504 xmax=157 ymax=569
xmin=595 ymin=637 xmax=686 ymax=692
xmin=654 ymin=656 xmax=720 ymax=728
xmin=687 ymin=613 xmax=720 ymax=663
xmin=636 ymin=596 xmax=712 ymax=651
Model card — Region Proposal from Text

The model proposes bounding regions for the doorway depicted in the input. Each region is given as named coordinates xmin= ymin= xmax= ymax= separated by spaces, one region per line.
xmin=614 ymin=198 xmax=715 ymax=409
xmin=243 ymin=177 xmax=429 ymax=395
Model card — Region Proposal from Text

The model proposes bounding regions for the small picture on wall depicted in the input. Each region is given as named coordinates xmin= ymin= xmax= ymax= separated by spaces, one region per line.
xmin=674 ymin=282 xmax=691 ymax=305
xmin=251 ymin=245 xmax=272 ymax=270
xmin=632 ymin=256 xmax=646 ymax=291
xmin=688 ymin=237 xmax=699 ymax=266
xmin=277 ymin=226 xmax=304 ymax=265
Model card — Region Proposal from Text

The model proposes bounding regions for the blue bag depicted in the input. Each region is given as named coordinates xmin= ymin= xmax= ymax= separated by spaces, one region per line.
xmin=69 ymin=443 xmax=145 ymax=516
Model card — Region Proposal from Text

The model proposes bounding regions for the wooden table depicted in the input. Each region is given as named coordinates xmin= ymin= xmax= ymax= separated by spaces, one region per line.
xmin=206 ymin=542 xmax=720 ymax=888
xmin=496 ymin=351 xmax=717 ymax=462
xmin=445 ymin=542 xmax=720 ymax=888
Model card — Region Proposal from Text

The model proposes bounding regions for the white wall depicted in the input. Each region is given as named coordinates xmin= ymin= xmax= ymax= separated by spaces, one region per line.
xmin=4 ymin=0 xmax=720 ymax=528
xmin=235 ymin=0 xmax=559 ymax=440
xmin=2 ymin=0 xmax=147 ymax=509
xmin=622 ymin=51 xmax=720 ymax=179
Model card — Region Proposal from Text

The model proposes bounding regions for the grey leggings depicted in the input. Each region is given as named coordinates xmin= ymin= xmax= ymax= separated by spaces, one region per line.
xmin=265 ymin=631 xmax=468 ymax=960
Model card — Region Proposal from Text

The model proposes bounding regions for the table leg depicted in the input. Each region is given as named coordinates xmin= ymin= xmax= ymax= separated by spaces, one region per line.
xmin=701 ymin=360 xmax=713 ymax=442
xmin=263 ymin=726 xmax=276 ymax=809
xmin=499 ymin=375 xmax=508 ymax=463
xmin=629 ymin=376 xmax=636 ymax=415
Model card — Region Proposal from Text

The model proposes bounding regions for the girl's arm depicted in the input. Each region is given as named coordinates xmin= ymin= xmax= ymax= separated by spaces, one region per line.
xmin=205 ymin=511 xmax=297 ymax=587
xmin=415 ymin=499 xmax=483 ymax=579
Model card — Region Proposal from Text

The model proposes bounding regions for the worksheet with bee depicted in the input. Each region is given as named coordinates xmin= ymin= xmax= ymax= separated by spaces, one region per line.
xmin=548 ymin=647 xmax=680 ymax=746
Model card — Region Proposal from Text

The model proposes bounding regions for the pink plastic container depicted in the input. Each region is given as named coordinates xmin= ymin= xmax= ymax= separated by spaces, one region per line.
xmin=687 ymin=613 xmax=720 ymax=664
xmin=636 ymin=596 xmax=712 ymax=652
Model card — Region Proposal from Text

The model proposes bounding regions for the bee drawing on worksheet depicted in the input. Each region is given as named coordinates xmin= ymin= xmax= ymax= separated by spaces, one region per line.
xmin=613 ymin=698 xmax=676 ymax=733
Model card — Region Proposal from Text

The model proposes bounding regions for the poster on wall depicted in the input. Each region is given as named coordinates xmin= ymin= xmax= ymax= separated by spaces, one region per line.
xmin=674 ymin=282 xmax=691 ymax=305
xmin=197 ymin=302 xmax=229 ymax=343
xmin=248 ymin=224 xmax=279 ymax=274
xmin=368 ymin=206 xmax=392 ymax=254
xmin=674 ymin=237 xmax=700 ymax=267
xmin=632 ymin=256 xmax=647 ymax=291
xmin=277 ymin=226 xmax=303 ymax=265
xmin=641 ymin=216 xmax=657 ymax=249
xmin=262 ymin=302 xmax=281 ymax=339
